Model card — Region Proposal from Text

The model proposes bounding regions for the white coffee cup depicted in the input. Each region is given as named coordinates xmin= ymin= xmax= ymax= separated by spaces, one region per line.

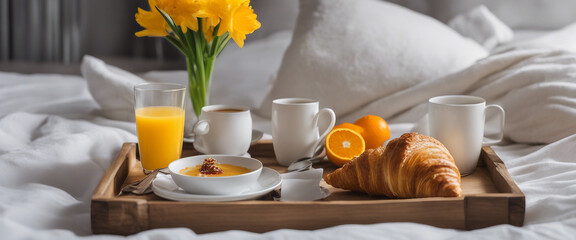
xmin=272 ymin=98 xmax=336 ymax=166
xmin=193 ymin=105 xmax=252 ymax=155
xmin=428 ymin=95 xmax=505 ymax=176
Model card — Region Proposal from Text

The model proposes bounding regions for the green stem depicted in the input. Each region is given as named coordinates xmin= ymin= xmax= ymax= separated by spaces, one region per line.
xmin=214 ymin=34 xmax=231 ymax=57
xmin=173 ymin=19 xmax=230 ymax=118
xmin=186 ymin=55 xmax=202 ymax=117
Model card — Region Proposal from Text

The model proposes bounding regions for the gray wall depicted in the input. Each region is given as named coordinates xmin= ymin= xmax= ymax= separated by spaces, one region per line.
xmin=0 ymin=0 xmax=177 ymax=63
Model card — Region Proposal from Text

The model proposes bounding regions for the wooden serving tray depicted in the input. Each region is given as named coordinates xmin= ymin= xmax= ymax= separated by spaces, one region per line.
xmin=91 ymin=140 xmax=525 ymax=235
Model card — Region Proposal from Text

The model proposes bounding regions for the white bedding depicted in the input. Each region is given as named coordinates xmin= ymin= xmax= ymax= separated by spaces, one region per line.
xmin=2 ymin=5 xmax=576 ymax=240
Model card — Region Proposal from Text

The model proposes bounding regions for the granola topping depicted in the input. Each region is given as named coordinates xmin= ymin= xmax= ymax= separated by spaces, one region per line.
xmin=199 ymin=157 xmax=223 ymax=175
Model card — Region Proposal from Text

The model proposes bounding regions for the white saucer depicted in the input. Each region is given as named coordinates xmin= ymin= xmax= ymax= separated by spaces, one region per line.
xmin=183 ymin=129 xmax=264 ymax=145
xmin=152 ymin=167 xmax=281 ymax=202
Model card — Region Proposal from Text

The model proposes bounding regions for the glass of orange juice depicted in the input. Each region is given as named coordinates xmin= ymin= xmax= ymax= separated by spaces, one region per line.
xmin=134 ymin=83 xmax=186 ymax=172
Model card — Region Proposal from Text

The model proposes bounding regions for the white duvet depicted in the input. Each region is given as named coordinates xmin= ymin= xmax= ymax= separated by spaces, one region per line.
xmin=2 ymin=16 xmax=576 ymax=240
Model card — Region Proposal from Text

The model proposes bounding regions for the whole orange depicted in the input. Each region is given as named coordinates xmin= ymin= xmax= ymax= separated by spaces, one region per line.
xmin=333 ymin=122 xmax=364 ymax=135
xmin=353 ymin=115 xmax=390 ymax=149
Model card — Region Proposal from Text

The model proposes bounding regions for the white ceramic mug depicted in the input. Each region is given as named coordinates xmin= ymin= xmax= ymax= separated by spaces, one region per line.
xmin=193 ymin=105 xmax=252 ymax=155
xmin=272 ymin=98 xmax=336 ymax=166
xmin=428 ymin=95 xmax=505 ymax=176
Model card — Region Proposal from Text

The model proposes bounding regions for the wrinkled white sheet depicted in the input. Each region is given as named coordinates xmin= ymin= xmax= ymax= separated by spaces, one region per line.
xmin=2 ymin=27 xmax=576 ymax=240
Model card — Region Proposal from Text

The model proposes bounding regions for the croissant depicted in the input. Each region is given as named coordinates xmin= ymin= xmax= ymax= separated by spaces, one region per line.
xmin=324 ymin=132 xmax=462 ymax=198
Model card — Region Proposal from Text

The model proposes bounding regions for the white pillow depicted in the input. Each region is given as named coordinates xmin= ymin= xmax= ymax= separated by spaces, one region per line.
xmin=448 ymin=5 xmax=514 ymax=51
xmin=81 ymin=55 xmax=146 ymax=122
xmin=257 ymin=0 xmax=487 ymax=118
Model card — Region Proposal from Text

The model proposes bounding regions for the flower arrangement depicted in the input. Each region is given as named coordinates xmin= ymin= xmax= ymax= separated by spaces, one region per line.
xmin=135 ymin=0 xmax=261 ymax=118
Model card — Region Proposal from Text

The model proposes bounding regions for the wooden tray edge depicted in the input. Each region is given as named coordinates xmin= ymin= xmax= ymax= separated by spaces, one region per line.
xmin=480 ymin=146 xmax=524 ymax=195
xmin=464 ymin=146 xmax=526 ymax=229
xmin=482 ymin=146 xmax=525 ymax=227
xmin=91 ymin=142 xmax=150 ymax=235
xmin=92 ymin=142 xmax=136 ymax=199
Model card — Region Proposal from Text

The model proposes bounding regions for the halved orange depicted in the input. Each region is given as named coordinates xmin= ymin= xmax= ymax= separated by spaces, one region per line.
xmin=325 ymin=128 xmax=366 ymax=167
xmin=354 ymin=115 xmax=390 ymax=149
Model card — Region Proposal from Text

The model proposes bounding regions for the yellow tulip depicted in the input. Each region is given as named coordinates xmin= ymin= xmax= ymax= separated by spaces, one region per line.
xmin=134 ymin=0 xmax=169 ymax=37
xmin=156 ymin=0 xmax=201 ymax=33
xmin=197 ymin=0 xmax=260 ymax=48
xmin=227 ymin=2 xmax=260 ymax=48
xmin=196 ymin=0 xmax=226 ymax=29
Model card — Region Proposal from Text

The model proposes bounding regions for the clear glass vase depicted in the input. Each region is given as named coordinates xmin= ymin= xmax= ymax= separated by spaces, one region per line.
xmin=186 ymin=54 xmax=216 ymax=119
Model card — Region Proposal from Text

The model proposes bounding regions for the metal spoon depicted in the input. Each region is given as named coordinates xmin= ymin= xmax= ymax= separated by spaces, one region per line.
xmin=286 ymin=144 xmax=326 ymax=172
xmin=119 ymin=167 xmax=169 ymax=195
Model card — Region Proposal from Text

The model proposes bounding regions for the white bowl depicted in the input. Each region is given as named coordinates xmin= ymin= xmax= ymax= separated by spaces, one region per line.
xmin=168 ymin=155 xmax=263 ymax=195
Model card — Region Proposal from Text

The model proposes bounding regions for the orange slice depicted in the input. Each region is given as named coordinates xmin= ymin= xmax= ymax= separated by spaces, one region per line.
xmin=325 ymin=128 xmax=366 ymax=167
xmin=354 ymin=115 xmax=390 ymax=149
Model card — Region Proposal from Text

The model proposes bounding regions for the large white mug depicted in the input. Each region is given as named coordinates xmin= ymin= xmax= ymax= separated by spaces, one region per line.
xmin=272 ymin=98 xmax=336 ymax=166
xmin=193 ymin=105 xmax=252 ymax=155
xmin=428 ymin=95 xmax=505 ymax=176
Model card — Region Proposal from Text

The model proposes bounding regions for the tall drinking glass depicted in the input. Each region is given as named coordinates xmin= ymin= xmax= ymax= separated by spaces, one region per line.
xmin=134 ymin=83 xmax=186 ymax=172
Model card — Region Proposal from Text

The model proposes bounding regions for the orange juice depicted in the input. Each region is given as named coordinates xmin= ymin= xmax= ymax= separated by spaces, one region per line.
xmin=135 ymin=106 xmax=185 ymax=170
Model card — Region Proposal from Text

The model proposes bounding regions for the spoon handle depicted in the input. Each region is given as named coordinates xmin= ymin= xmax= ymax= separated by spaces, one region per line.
xmin=119 ymin=168 xmax=165 ymax=195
